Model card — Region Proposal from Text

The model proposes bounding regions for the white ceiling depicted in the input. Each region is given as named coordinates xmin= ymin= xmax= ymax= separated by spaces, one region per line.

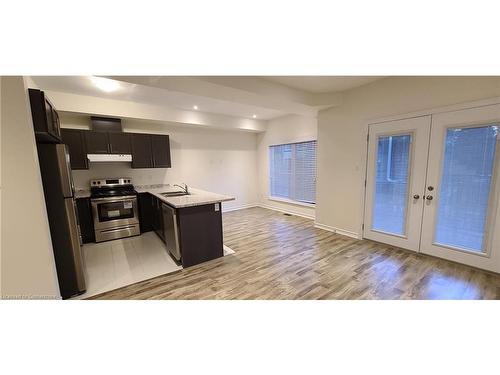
xmin=30 ymin=76 xmax=286 ymax=120
xmin=29 ymin=76 xmax=385 ymax=122
xmin=263 ymin=76 xmax=382 ymax=93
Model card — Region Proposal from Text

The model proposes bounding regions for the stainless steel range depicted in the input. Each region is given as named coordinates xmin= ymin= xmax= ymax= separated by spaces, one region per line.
xmin=90 ymin=178 xmax=140 ymax=242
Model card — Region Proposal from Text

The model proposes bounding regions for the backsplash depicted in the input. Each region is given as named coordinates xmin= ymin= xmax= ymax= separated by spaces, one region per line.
xmin=71 ymin=162 xmax=177 ymax=189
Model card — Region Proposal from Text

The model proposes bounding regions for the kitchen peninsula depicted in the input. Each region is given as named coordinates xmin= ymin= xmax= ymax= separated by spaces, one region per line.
xmin=76 ymin=183 xmax=234 ymax=268
xmin=136 ymin=185 xmax=234 ymax=267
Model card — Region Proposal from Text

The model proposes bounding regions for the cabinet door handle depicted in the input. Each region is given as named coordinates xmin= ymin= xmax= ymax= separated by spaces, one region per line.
xmin=426 ymin=195 xmax=433 ymax=201
xmin=413 ymin=194 xmax=420 ymax=200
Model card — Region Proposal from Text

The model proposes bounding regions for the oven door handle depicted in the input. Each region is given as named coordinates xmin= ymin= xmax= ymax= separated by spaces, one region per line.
xmin=90 ymin=195 xmax=137 ymax=202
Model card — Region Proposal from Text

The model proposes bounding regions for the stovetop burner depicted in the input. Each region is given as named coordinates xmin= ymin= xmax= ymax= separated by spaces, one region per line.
xmin=90 ymin=178 xmax=137 ymax=198
xmin=90 ymin=187 xmax=137 ymax=198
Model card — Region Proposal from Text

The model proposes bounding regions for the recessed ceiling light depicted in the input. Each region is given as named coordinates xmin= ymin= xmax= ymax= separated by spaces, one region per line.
xmin=193 ymin=105 xmax=198 ymax=110
xmin=89 ymin=77 xmax=120 ymax=92
xmin=252 ymin=114 xmax=257 ymax=118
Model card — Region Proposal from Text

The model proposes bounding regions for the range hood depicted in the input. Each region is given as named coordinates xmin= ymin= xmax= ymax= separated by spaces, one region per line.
xmin=86 ymin=117 xmax=132 ymax=163
xmin=87 ymin=154 xmax=132 ymax=162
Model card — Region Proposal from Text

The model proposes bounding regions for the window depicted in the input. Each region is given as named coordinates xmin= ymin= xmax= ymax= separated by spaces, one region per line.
xmin=269 ymin=140 xmax=317 ymax=204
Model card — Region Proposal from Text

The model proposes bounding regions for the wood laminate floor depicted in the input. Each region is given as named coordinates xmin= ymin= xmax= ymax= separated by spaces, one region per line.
xmin=91 ymin=207 xmax=500 ymax=300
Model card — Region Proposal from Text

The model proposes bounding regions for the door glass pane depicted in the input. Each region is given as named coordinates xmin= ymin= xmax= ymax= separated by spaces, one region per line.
xmin=372 ymin=134 xmax=412 ymax=235
xmin=435 ymin=125 xmax=499 ymax=252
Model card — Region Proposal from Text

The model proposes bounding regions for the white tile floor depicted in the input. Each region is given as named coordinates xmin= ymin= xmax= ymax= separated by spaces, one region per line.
xmin=73 ymin=232 xmax=235 ymax=299
xmin=73 ymin=232 xmax=181 ymax=299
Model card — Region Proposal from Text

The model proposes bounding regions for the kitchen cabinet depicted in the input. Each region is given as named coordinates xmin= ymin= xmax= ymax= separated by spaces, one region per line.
xmin=131 ymin=133 xmax=171 ymax=169
xmin=108 ymin=132 xmax=131 ymax=154
xmin=84 ymin=131 xmax=109 ymax=154
xmin=85 ymin=131 xmax=132 ymax=155
xmin=177 ymin=203 xmax=223 ymax=267
xmin=91 ymin=117 xmax=122 ymax=132
xmin=138 ymin=193 xmax=153 ymax=233
xmin=151 ymin=135 xmax=171 ymax=168
xmin=76 ymin=197 xmax=95 ymax=244
xmin=61 ymin=129 xmax=88 ymax=170
xmin=62 ymin=128 xmax=170 ymax=169
xmin=131 ymin=133 xmax=153 ymax=168
xmin=28 ymin=88 xmax=62 ymax=143
xmin=144 ymin=192 xmax=225 ymax=267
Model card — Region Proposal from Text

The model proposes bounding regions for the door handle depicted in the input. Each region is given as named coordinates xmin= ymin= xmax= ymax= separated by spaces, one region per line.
xmin=413 ymin=194 xmax=420 ymax=200
xmin=425 ymin=195 xmax=433 ymax=201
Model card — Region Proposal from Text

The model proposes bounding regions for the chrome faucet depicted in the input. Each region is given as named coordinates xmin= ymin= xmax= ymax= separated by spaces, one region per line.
xmin=173 ymin=183 xmax=189 ymax=194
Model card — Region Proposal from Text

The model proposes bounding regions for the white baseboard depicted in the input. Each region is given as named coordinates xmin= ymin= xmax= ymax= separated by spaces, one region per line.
xmin=336 ymin=228 xmax=361 ymax=239
xmin=223 ymin=204 xmax=360 ymax=240
xmin=313 ymin=222 xmax=336 ymax=233
xmin=222 ymin=203 xmax=258 ymax=213
xmin=258 ymin=203 xmax=315 ymax=220
xmin=314 ymin=222 xmax=361 ymax=239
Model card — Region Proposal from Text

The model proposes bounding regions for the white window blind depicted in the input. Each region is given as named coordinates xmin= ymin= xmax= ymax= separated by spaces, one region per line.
xmin=269 ymin=140 xmax=317 ymax=204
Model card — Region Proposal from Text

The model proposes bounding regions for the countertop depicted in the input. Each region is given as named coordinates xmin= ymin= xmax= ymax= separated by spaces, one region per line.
xmin=75 ymin=184 xmax=235 ymax=208
xmin=136 ymin=184 xmax=235 ymax=208
xmin=75 ymin=189 xmax=91 ymax=199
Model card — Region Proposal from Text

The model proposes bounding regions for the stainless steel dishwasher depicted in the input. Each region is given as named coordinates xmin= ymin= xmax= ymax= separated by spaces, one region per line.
xmin=162 ymin=202 xmax=181 ymax=261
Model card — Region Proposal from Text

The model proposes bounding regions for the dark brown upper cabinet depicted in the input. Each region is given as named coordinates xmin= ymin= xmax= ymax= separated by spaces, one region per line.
xmin=131 ymin=133 xmax=171 ymax=169
xmin=131 ymin=133 xmax=153 ymax=168
xmin=61 ymin=128 xmax=169 ymax=169
xmin=151 ymin=135 xmax=171 ymax=168
xmin=60 ymin=129 xmax=88 ymax=170
xmin=108 ymin=132 xmax=131 ymax=154
xmin=91 ymin=116 xmax=122 ymax=133
xmin=84 ymin=130 xmax=131 ymax=154
xmin=84 ymin=131 xmax=109 ymax=154
xmin=28 ymin=88 xmax=62 ymax=143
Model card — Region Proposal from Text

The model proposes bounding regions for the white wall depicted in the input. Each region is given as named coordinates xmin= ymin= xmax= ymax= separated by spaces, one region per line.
xmin=61 ymin=115 xmax=259 ymax=211
xmin=47 ymin=90 xmax=266 ymax=132
xmin=256 ymin=114 xmax=317 ymax=218
xmin=1 ymin=77 xmax=60 ymax=299
xmin=316 ymin=76 xmax=500 ymax=237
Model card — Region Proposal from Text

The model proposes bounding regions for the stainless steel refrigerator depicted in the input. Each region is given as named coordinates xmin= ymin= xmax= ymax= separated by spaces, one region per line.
xmin=37 ymin=143 xmax=86 ymax=299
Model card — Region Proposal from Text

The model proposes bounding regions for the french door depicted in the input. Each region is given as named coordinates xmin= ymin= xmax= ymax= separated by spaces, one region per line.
xmin=363 ymin=104 xmax=500 ymax=272
xmin=363 ymin=116 xmax=431 ymax=251
xmin=420 ymin=105 xmax=500 ymax=271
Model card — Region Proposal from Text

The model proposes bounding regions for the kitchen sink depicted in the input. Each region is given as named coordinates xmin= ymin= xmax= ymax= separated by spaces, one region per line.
xmin=161 ymin=191 xmax=190 ymax=197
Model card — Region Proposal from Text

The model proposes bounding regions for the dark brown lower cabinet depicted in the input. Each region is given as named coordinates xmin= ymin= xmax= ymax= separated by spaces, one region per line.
xmin=138 ymin=193 xmax=153 ymax=233
xmin=139 ymin=193 xmax=224 ymax=267
xmin=75 ymin=197 xmax=95 ymax=244
xmin=177 ymin=203 xmax=223 ymax=268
